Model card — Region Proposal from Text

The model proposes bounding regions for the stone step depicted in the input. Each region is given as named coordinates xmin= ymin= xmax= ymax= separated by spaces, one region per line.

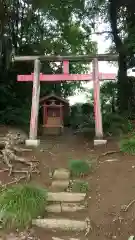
xmin=47 ymin=192 xmax=86 ymax=203
xmin=52 ymin=237 xmax=80 ymax=240
xmin=50 ymin=180 xmax=69 ymax=191
xmin=46 ymin=203 xmax=86 ymax=213
xmin=32 ymin=218 xmax=90 ymax=232
xmin=52 ymin=168 xmax=70 ymax=180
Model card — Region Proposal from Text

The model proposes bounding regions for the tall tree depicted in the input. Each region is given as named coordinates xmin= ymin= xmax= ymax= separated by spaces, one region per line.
xmin=95 ymin=0 xmax=135 ymax=113
xmin=0 ymin=0 xmax=97 ymax=125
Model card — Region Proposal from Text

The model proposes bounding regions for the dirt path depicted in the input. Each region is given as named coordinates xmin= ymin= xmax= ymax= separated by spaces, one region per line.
xmin=1 ymin=128 xmax=135 ymax=239
xmin=32 ymin=136 xmax=135 ymax=240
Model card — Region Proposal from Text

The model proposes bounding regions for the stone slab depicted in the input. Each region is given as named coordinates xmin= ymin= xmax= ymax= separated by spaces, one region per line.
xmin=46 ymin=203 xmax=85 ymax=213
xmin=52 ymin=238 xmax=80 ymax=240
xmin=94 ymin=139 xmax=107 ymax=146
xmin=53 ymin=168 xmax=70 ymax=180
xmin=50 ymin=180 xmax=69 ymax=191
xmin=32 ymin=218 xmax=87 ymax=231
xmin=25 ymin=139 xmax=40 ymax=147
xmin=47 ymin=192 xmax=86 ymax=203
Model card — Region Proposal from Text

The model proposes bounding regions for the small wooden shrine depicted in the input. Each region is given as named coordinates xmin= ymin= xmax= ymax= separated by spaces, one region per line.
xmin=39 ymin=93 xmax=69 ymax=135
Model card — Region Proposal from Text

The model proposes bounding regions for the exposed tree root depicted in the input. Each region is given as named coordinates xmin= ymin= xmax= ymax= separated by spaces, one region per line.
xmin=1 ymin=176 xmax=27 ymax=190
xmin=121 ymin=200 xmax=135 ymax=212
xmin=97 ymin=150 xmax=120 ymax=161
xmin=101 ymin=151 xmax=120 ymax=156
xmin=85 ymin=217 xmax=92 ymax=236
xmin=0 ymin=168 xmax=40 ymax=174
xmin=14 ymin=146 xmax=32 ymax=152
xmin=0 ymin=131 xmax=39 ymax=186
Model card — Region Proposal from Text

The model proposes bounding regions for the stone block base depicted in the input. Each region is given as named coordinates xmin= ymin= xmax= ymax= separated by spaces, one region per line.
xmin=25 ymin=139 xmax=40 ymax=147
xmin=94 ymin=139 xmax=107 ymax=146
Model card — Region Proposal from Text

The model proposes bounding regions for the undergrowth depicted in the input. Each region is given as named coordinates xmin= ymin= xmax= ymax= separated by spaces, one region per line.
xmin=0 ymin=184 xmax=48 ymax=229
xmin=71 ymin=180 xmax=89 ymax=193
xmin=120 ymin=137 xmax=135 ymax=155
xmin=68 ymin=159 xmax=92 ymax=177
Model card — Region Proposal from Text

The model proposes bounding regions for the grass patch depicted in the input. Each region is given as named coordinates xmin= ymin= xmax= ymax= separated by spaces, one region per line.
xmin=0 ymin=183 xmax=48 ymax=229
xmin=68 ymin=159 xmax=91 ymax=177
xmin=71 ymin=180 xmax=89 ymax=193
xmin=120 ymin=137 xmax=135 ymax=155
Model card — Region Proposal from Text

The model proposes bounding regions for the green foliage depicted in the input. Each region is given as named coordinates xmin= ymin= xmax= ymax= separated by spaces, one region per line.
xmin=92 ymin=0 xmax=135 ymax=113
xmin=68 ymin=159 xmax=91 ymax=177
xmin=76 ymin=114 xmax=95 ymax=137
xmin=70 ymin=103 xmax=95 ymax=137
xmin=0 ymin=0 xmax=97 ymax=127
xmin=70 ymin=101 xmax=133 ymax=137
xmin=70 ymin=83 xmax=133 ymax=138
xmin=120 ymin=137 xmax=135 ymax=155
xmin=127 ymin=120 xmax=134 ymax=132
xmin=0 ymin=184 xmax=48 ymax=229
xmin=100 ymin=81 xmax=117 ymax=113
xmin=1 ymin=0 xmax=135 ymax=126
xmin=103 ymin=113 xmax=133 ymax=136
xmin=71 ymin=180 xmax=89 ymax=193
xmin=0 ymin=105 xmax=30 ymax=127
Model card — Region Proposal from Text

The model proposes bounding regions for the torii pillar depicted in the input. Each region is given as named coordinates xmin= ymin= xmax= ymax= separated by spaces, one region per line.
xmin=25 ymin=59 xmax=41 ymax=147
xmin=92 ymin=58 xmax=107 ymax=145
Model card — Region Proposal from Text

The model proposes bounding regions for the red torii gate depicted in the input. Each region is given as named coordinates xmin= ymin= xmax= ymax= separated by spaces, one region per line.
xmin=14 ymin=54 xmax=117 ymax=146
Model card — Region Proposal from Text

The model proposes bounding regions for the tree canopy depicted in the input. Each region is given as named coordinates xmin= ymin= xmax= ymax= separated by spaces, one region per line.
xmin=91 ymin=0 xmax=135 ymax=115
xmin=1 ymin=0 xmax=135 ymax=128
xmin=0 ymin=0 xmax=97 ymax=126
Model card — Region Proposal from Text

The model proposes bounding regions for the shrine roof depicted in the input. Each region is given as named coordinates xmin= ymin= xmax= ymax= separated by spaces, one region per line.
xmin=40 ymin=93 xmax=69 ymax=104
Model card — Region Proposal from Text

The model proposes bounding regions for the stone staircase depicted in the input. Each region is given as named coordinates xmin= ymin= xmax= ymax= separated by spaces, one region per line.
xmin=32 ymin=168 xmax=90 ymax=240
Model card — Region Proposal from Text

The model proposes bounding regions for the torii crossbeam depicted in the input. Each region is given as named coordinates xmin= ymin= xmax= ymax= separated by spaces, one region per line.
xmin=15 ymin=55 xmax=117 ymax=146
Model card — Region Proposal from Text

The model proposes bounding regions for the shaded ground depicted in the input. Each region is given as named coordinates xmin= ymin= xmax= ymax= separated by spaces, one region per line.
xmin=0 ymin=126 xmax=135 ymax=239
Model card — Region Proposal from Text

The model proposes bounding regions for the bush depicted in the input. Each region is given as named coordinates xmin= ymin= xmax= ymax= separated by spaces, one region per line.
xmin=103 ymin=113 xmax=133 ymax=136
xmin=70 ymin=103 xmax=94 ymax=131
xmin=70 ymin=110 xmax=95 ymax=139
xmin=71 ymin=180 xmax=89 ymax=193
xmin=68 ymin=159 xmax=91 ymax=177
xmin=70 ymin=108 xmax=132 ymax=137
xmin=120 ymin=137 xmax=135 ymax=155
xmin=70 ymin=101 xmax=134 ymax=137
xmin=0 ymin=105 xmax=30 ymax=127
xmin=0 ymin=184 xmax=48 ymax=229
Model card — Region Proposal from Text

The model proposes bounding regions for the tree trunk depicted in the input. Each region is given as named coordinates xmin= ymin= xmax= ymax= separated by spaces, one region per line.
xmin=109 ymin=0 xmax=128 ymax=113
xmin=111 ymin=96 xmax=115 ymax=113
xmin=117 ymin=53 xmax=128 ymax=112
